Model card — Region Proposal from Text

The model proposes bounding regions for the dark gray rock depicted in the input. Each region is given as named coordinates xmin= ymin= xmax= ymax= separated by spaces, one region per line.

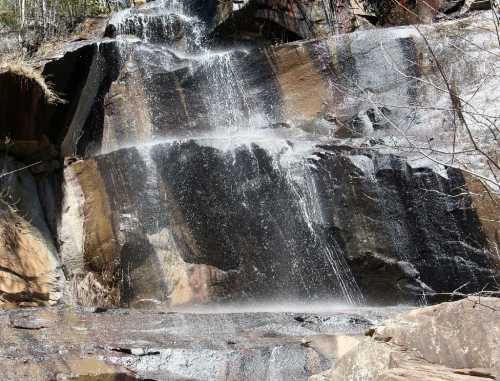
xmin=313 ymin=148 xmax=495 ymax=303
xmin=60 ymin=139 xmax=497 ymax=306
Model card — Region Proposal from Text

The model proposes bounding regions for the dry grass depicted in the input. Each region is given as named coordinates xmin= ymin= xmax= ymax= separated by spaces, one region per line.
xmin=0 ymin=60 xmax=64 ymax=104
xmin=68 ymin=271 xmax=120 ymax=308
xmin=0 ymin=202 xmax=21 ymax=254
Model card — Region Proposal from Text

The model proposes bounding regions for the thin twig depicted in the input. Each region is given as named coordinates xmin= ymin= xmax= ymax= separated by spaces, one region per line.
xmin=0 ymin=161 xmax=41 ymax=179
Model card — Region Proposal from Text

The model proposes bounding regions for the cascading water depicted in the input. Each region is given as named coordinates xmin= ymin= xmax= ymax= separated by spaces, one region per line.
xmin=5 ymin=6 xmax=499 ymax=381
xmin=107 ymin=0 xmax=270 ymax=138
xmin=285 ymin=160 xmax=363 ymax=305
xmin=96 ymin=0 xmax=364 ymax=306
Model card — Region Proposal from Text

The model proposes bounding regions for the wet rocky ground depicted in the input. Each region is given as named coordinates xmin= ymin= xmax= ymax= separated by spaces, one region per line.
xmin=0 ymin=304 xmax=406 ymax=380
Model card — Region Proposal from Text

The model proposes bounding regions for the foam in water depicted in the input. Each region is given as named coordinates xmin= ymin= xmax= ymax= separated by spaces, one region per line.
xmin=170 ymin=300 xmax=409 ymax=314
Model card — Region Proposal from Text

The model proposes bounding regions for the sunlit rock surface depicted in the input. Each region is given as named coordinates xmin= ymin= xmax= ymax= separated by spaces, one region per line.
xmin=0 ymin=158 xmax=62 ymax=308
xmin=315 ymin=297 xmax=500 ymax=381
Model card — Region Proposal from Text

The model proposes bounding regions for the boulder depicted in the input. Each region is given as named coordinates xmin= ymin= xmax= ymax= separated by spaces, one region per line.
xmin=318 ymin=297 xmax=500 ymax=381
xmin=372 ymin=297 xmax=500 ymax=371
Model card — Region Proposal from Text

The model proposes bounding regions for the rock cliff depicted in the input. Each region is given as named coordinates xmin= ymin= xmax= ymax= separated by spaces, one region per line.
xmin=0 ymin=0 xmax=498 ymax=308
xmin=1 ymin=0 xmax=499 ymax=379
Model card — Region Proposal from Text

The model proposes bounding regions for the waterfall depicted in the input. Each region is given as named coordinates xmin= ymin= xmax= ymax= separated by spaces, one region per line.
xmin=108 ymin=0 xmax=271 ymax=139
xmin=285 ymin=160 xmax=363 ymax=304
xmin=97 ymin=0 xmax=364 ymax=305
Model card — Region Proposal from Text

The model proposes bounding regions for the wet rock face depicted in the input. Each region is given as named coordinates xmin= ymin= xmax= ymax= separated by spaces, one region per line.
xmin=48 ymin=40 xmax=126 ymax=157
xmin=62 ymin=141 xmax=361 ymax=305
xmin=2 ymin=0 xmax=498 ymax=309
xmin=103 ymin=44 xmax=279 ymax=146
xmin=313 ymin=149 xmax=495 ymax=303
xmin=68 ymin=12 xmax=499 ymax=159
xmin=60 ymin=140 xmax=496 ymax=306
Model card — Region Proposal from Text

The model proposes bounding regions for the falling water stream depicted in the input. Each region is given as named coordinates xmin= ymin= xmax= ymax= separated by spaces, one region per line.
xmin=104 ymin=0 xmax=364 ymax=306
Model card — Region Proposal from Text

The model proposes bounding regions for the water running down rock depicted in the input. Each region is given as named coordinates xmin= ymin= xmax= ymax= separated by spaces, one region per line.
xmin=50 ymin=0 xmax=498 ymax=308
xmin=0 ymin=1 xmax=499 ymax=379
